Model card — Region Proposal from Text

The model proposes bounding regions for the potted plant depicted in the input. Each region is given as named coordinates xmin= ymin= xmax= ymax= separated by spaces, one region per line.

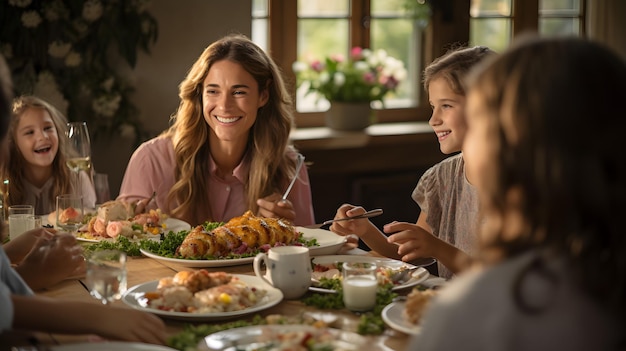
xmin=293 ymin=47 xmax=407 ymax=130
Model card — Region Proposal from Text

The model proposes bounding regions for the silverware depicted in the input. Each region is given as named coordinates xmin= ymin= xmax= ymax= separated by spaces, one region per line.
xmin=390 ymin=266 xmax=422 ymax=284
xmin=304 ymin=208 xmax=383 ymax=229
xmin=281 ymin=154 xmax=305 ymax=201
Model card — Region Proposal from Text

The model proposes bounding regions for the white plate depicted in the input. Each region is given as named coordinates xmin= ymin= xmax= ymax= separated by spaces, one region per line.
xmin=140 ymin=227 xmax=346 ymax=268
xmin=197 ymin=325 xmax=366 ymax=351
xmin=121 ymin=274 xmax=283 ymax=321
xmin=76 ymin=218 xmax=191 ymax=243
xmin=296 ymin=227 xmax=346 ymax=256
xmin=382 ymin=301 xmax=421 ymax=335
xmin=309 ymin=255 xmax=430 ymax=293
xmin=51 ymin=342 xmax=177 ymax=350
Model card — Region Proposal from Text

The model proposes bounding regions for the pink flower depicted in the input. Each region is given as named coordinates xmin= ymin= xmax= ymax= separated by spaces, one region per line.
xmin=311 ymin=60 xmax=324 ymax=72
xmin=380 ymin=75 xmax=400 ymax=90
xmin=350 ymin=47 xmax=363 ymax=60
xmin=363 ymin=72 xmax=376 ymax=84
xmin=330 ymin=53 xmax=345 ymax=63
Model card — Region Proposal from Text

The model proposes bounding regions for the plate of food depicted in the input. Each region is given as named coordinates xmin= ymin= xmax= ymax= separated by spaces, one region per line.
xmin=51 ymin=342 xmax=177 ymax=351
xmin=47 ymin=200 xmax=191 ymax=243
xmin=382 ymin=301 xmax=421 ymax=335
xmin=140 ymin=211 xmax=346 ymax=268
xmin=122 ymin=271 xmax=283 ymax=321
xmin=75 ymin=217 xmax=191 ymax=243
xmin=309 ymin=255 xmax=430 ymax=293
xmin=382 ymin=288 xmax=437 ymax=335
xmin=197 ymin=324 xmax=366 ymax=351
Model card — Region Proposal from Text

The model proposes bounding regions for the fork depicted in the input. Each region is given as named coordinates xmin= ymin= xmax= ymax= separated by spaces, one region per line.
xmin=281 ymin=154 xmax=305 ymax=201
xmin=304 ymin=208 xmax=383 ymax=229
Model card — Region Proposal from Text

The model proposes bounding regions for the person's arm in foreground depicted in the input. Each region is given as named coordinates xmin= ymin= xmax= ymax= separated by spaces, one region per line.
xmin=11 ymin=295 xmax=167 ymax=344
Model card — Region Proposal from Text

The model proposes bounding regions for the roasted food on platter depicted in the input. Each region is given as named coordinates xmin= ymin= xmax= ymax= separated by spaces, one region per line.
xmin=144 ymin=270 xmax=267 ymax=313
xmin=403 ymin=287 xmax=437 ymax=325
xmin=82 ymin=200 xmax=167 ymax=239
xmin=176 ymin=210 xmax=299 ymax=258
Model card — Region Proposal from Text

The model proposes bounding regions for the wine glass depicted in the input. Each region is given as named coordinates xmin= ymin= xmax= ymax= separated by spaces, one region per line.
xmin=86 ymin=250 xmax=127 ymax=305
xmin=56 ymin=194 xmax=84 ymax=235
xmin=65 ymin=122 xmax=92 ymax=197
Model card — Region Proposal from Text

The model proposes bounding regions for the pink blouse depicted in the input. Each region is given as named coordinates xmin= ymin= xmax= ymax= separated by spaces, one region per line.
xmin=117 ymin=136 xmax=315 ymax=226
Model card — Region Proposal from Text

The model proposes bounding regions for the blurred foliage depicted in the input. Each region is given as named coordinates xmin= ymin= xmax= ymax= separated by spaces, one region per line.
xmin=0 ymin=0 xmax=158 ymax=144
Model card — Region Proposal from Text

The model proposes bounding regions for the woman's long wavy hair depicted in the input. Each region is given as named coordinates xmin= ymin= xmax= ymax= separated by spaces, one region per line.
xmin=164 ymin=34 xmax=296 ymax=225
xmin=467 ymin=36 xmax=626 ymax=318
xmin=3 ymin=95 xmax=74 ymax=207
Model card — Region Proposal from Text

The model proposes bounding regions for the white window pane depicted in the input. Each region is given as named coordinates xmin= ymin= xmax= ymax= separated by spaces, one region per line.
xmin=252 ymin=19 xmax=268 ymax=53
xmin=540 ymin=18 xmax=580 ymax=36
xmin=470 ymin=18 xmax=511 ymax=52
xmin=298 ymin=0 xmax=349 ymax=17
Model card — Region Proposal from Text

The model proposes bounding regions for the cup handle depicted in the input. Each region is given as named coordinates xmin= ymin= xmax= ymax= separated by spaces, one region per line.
xmin=253 ymin=253 xmax=273 ymax=286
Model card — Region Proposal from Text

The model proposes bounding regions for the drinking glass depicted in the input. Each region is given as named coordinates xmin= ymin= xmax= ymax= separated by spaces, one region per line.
xmin=65 ymin=122 xmax=92 ymax=197
xmin=56 ymin=194 xmax=84 ymax=234
xmin=342 ymin=261 xmax=378 ymax=312
xmin=8 ymin=205 xmax=34 ymax=241
xmin=86 ymin=250 xmax=127 ymax=305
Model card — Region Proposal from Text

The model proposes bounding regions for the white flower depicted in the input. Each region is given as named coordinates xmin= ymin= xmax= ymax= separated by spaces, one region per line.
xmin=21 ymin=11 xmax=42 ymax=28
xmin=82 ymin=0 xmax=103 ymax=22
xmin=354 ymin=61 xmax=369 ymax=72
xmin=34 ymin=71 xmax=69 ymax=116
xmin=333 ymin=72 xmax=346 ymax=87
xmin=382 ymin=57 xmax=407 ymax=80
xmin=292 ymin=61 xmax=308 ymax=73
xmin=92 ymin=94 xmax=121 ymax=117
xmin=319 ymin=71 xmax=330 ymax=84
xmin=9 ymin=0 xmax=32 ymax=8
xmin=64 ymin=51 xmax=82 ymax=67
xmin=48 ymin=41 xmax=71 ymax=58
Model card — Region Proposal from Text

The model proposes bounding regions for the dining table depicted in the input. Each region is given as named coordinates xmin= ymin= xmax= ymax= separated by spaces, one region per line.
xmin=1 ymin=240 xmax=432 ymax=351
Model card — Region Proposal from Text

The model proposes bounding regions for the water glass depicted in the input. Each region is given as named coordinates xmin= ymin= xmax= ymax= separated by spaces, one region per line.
xmin=86 ymin=250 xmax=127 ymax=305
xmin=342 ymin=261 xmax=378 ymax=312
xmin=56 ymin=194 xmax=84 ymax=234
xmin=8 ymin=205 xmax=34 ymax=240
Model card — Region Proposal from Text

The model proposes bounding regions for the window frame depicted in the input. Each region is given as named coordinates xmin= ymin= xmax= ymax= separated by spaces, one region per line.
xmin=266 ymin=0 xmax=585 ymax=129
xmin=268 ymin=0 xmax=430 ymax=128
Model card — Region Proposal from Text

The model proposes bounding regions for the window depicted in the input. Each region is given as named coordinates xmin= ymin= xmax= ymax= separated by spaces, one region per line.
xmin=264 ymin=0 xmax=427 ymax=128
xmin=470 ymin=0 xmax=586 ymax=50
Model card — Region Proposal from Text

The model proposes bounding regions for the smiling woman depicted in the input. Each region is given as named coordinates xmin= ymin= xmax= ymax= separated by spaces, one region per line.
xmin=118 ymin=34 xmax=315 ymax=227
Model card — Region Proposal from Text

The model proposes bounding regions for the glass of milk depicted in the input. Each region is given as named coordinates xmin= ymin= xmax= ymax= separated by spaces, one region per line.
xmin=342 ymin=261 xmax=378 ymax=312
xmin=8 ymin=205 xmax=34 ymax=240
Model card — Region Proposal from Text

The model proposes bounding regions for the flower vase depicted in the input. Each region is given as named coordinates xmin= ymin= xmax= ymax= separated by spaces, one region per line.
xmin=325 ymin=102 xmax=374 ymax=131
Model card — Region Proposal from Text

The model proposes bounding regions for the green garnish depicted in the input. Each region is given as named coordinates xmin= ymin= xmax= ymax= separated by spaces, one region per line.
xmin=302 ymin=283 xmax=396 ymax=335
xmin=83 ymin=236 xmax=142 ymax=256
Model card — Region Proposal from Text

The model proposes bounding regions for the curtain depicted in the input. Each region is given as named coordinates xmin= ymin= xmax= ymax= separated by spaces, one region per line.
xmin=587 ymin=0 xmax=626 ymax=60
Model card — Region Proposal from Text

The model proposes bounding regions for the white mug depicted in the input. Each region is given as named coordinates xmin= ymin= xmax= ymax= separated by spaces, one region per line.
xmin=253 ymin=246 xmax=311 ymax=299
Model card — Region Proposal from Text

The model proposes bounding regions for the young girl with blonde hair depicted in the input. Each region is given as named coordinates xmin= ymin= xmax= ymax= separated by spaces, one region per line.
xmin=3 ymin=95 xmax=95 ymax=215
